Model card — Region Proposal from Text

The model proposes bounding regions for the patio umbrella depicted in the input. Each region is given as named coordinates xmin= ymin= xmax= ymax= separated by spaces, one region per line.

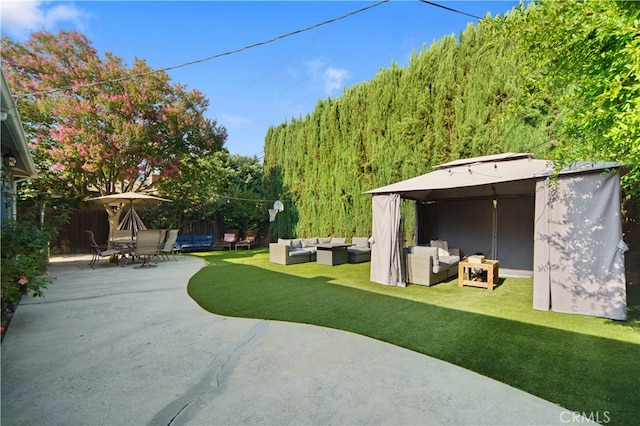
xmin=85 ymin=192 xmax=171 ymax=239
xmin=117 ymin=206 xmax=147 ymax=236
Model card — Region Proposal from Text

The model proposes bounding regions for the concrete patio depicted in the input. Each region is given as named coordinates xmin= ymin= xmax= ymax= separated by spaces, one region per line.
xmin=1 ymin=254 xmax=581 ymax=425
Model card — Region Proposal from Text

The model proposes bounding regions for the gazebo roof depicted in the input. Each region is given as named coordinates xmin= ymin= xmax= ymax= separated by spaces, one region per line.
xmin=366 ymin=153 xmax=621 ymax=201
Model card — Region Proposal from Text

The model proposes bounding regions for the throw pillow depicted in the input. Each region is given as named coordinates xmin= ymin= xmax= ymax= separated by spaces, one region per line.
xmin=223 ymin=233 xmax=235 ymax=242
xmin=430 ymin=240 xmax=449 ymax=251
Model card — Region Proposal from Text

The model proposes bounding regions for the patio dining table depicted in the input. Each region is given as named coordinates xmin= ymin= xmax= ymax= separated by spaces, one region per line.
xmin=315 ymin=243 xmax=353 ymax=266
xmin=109 ymin=238 xmax=137 ymax=265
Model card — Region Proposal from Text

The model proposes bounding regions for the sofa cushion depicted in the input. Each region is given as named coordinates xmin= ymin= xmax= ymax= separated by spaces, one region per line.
xmin=347 ymin=247 xmax=371 ymax=255
xmin=437 ymin=247 xmax=450 ymax=257
xmin=223 ymin=233 xmax=236 ymax=242
xmin=302 ymin=238 xmax=318 ymax=247
xmin=196 ymin=237 xmax=213 ymax=247
xmin=331 ymin=237 xmax=346 ymax=244
xmin=289 ymin=248 xmax=313 ymax=257
xmin=440 ymin=255 xmax=460 ymax=266
xmin=278 ymin=238 xmax=292 ymax=246
xmin=318 ymin=237 xmax=332 ymax=244
xmin=351 ymin=237 xmax=370 ymax=248
xmin=291 ymin=239 xmax=303 ymax=249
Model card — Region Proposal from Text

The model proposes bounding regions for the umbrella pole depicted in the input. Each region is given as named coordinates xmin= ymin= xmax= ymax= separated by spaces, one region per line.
xmin=130 ymin=200 xmax=134 ymax=240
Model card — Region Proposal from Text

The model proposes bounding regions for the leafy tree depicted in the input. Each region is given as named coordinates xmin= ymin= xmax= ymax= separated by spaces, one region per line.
xmin=208 ymin=154 xmax=266 ymax=231
xmin=500 ymin=0 xmax=640 ymax=195
xmin=154 ymin=150 xmax=228 ymax=226
xmin=155 ymin=152 xmax=266 ymax=232
xmin=1 ymin=30 xmax=227 ymax=232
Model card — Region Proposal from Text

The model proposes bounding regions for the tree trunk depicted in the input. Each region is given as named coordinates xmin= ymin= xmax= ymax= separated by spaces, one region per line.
xmin=105 ymin=205 xmax=124 ymax=240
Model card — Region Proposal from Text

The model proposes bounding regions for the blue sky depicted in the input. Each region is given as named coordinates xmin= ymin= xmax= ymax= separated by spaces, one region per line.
xmin=1 ymin=1 xmax=520 ymax=158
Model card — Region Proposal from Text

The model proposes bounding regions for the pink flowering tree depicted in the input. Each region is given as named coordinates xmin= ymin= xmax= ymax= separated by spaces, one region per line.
xmin=2 ymin=30 xmax=227 ymax=233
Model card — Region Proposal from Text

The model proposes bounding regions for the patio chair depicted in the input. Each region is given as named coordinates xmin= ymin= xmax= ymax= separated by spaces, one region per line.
xmin=133 ymin=229 xmax=163 ymax=268
xmin=160 ymin=229 xmax=180 ymax=261
xmin=213 ymin=229 xmax=240 ymax=250
xmin=109 ymin=229 xmax=134 ymax=250
xmin=159 ymin=229 xmax=168 ymax=246
xmin=111 ymin=229 xmax=132 ymax=241
xmin=235 ymin=230 xmax=258 ymax=251
xmin=85 ymin=230 xmax=123 ymax=269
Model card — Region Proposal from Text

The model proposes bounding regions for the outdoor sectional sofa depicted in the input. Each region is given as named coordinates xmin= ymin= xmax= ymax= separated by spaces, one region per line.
xmin=269 ymin=236 xmax=372 ymax=265
xmin=404 ymin=241 xmax=460 ymax=286
xmin=269 ymin=237 xmax=347 ymax=265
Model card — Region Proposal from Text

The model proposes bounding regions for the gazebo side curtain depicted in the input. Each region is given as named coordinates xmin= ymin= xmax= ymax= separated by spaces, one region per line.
xmin=370 ymin=194 xmax=405 ymax=287
xmin=533 ymin=171 xmax=628 ymax=320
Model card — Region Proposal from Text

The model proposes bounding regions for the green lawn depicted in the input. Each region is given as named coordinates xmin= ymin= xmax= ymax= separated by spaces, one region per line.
xmin=187 ymin=249 xmax=640 ymax=425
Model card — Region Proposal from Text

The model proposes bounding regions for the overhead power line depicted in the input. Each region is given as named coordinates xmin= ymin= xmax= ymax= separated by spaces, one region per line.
xmin=418 ymin=0 xmax=482 ymax=20
xmin=211 ymin=192 xmax=291 ymax=203
xmin=15 ymin=0 xmax=390 ymax=99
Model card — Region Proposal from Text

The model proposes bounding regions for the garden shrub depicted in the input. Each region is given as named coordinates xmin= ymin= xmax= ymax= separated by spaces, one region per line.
xmin=1 ymin=220 xmax=54 ymax=323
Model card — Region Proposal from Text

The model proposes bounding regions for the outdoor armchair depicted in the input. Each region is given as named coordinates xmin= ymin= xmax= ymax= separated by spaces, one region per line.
xmin=214 ymin=229 xmax=240 ymax=250
xmin=405 ymin=244 xmax=460 ymax=286
xmin=235 ymin=230 xmax=258 ymax=250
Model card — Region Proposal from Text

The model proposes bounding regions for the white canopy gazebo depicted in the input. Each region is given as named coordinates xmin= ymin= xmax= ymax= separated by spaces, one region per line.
xmin=367 ymin=153 xmax=628 ymax=320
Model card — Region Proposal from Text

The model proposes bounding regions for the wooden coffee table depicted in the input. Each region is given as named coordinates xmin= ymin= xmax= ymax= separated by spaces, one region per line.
xmin=315 ymin=243 xmax=352 ymax=266
xmin=458 ymin=259 xmax=499 ymax=291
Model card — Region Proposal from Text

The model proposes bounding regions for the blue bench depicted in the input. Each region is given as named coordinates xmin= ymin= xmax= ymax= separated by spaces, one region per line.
xmin=175 ymin=235 xmax=214 ymax=252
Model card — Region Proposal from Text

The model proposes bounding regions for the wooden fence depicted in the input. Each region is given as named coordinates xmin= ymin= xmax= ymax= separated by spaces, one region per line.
xmin=49 ymin=208 xmax=223 ymax=254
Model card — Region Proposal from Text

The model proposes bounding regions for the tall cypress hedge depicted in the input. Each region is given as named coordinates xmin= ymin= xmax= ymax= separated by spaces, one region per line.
xmin=264 ymin=12 xmax=557 ymax=241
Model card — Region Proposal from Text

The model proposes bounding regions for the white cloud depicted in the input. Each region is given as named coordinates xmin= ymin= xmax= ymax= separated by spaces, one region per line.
xmin=304 ymin=59 xmax=350 ymax=96
xmin=45 ymin=4 xmax=86 ymax=27
xmin=1 ymin=1 xmax=89 ymax=39
xmin=323 ymin=67 xmax=350 ymax=96
xmin=305 ymin=59 xmax=325 ymax=80
xmin=1 ymin=1 xmax=42 ymax=29
xmin=221 ymin=113 xmax=250 ymax=127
